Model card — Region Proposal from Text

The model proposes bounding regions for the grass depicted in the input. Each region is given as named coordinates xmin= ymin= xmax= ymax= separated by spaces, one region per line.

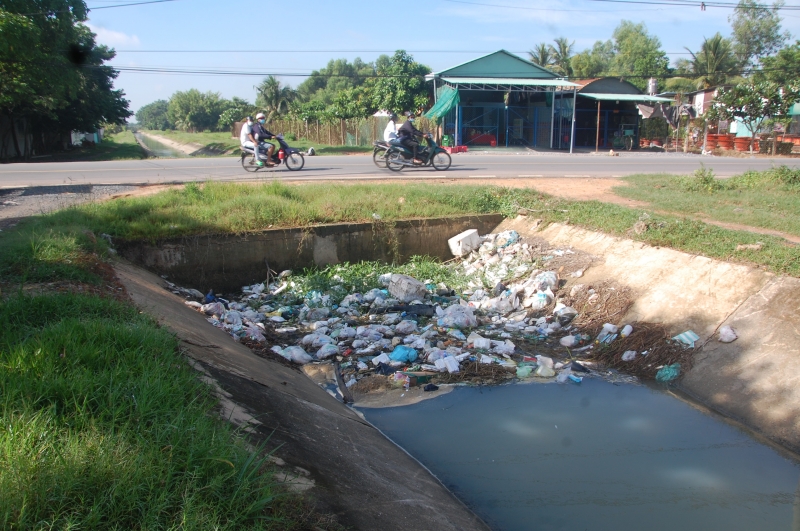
xmin=614 ymin=165 xmax=800 ymax=237
xmin=0 ymin=292 xmax=319 ymax=530
xmin=143 ymin=130 xmax=372 ymax=155
xmin=52 ymin=131 xmax=146 ymax=162
xmin=1 ymin=179 xmax=799 ymax=285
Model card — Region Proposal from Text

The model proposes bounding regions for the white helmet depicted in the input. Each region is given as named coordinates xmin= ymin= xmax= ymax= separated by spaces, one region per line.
xmin=256 ymin=112 xmax=265 ymax=120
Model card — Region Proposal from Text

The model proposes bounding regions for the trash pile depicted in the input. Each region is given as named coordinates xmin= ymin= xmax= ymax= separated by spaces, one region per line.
xmin=176 ymin=228 xmax=700 ymax=398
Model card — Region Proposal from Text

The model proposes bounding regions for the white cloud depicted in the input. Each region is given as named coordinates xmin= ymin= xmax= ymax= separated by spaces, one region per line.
xmin=86 ymin=23 xmax=141 ymax=47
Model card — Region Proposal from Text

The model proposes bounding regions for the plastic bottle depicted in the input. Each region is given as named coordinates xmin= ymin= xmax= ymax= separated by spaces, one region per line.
xmin=621 ymin=324 xmax=633 ymax=338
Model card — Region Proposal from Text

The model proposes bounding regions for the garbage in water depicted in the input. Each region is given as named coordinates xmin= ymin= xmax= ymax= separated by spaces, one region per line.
xmin=172 ymin=228 xmax=697 ymax=400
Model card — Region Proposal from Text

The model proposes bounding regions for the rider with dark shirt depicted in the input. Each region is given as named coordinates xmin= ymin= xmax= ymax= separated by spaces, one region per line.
xmin=397 ymin=115 xmax=424 ymax=163
xmin=252 ymin=112 xmax=277 ymax=167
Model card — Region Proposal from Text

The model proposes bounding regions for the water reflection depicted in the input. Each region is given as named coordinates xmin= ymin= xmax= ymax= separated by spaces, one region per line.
xmin=359 ymin=380 xmax=800 ymax=531
xmin=133 ymin=132 xmax=185 ymax=158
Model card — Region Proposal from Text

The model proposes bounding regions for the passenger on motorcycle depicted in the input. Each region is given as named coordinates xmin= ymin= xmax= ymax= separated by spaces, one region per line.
xmin=397 ymin=114 xmax=424 ymax=164
xmin=240 ymin=115 xmax=258 ymax=161
xmin=383 ymin=113 xmax=398 ymax=142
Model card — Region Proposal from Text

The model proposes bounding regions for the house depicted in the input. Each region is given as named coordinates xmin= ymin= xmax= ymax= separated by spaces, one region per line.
xmin=571 ymin=78 xmax=672 ymax=149
xmin=425 ymin=50 xmax=671 ymax=151
xmin=424 ymin=50 xmax=580 ymax=150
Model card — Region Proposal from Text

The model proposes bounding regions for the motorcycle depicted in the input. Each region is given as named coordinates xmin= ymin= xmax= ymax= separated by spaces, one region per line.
xmin=241 ymin=135 xmax=305 ymax=172
xmin=372 ymin=139 xmax=391 ymax=168
xmin=384 ymin=133 xmax=452 ymax=172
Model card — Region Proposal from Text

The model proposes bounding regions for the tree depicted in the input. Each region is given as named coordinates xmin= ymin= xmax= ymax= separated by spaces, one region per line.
xmin=255 ymin=76 xmax=295 ymax=122
xmin=136 ymin=100 xmax=171 ymax=130
xmin=686 ymin=33 xmax=739 ymax=89
xmin=296 ymin=58 xmax=374 ymax=104
xmin=570 ymin=40 xmax=615 ymax=78
xmin=708 ymin=79 xmax=800 ymax=152
xmin=550 ymin=37 xmax=574 ymax=77
xmin=217 ymin=97 xmax=255 ymax=131
xmin=729 ymin=0 xmax=789 ymax=68
xmin=366 ymin=50 xmax=431 ymax=115
xmin=529 ymin=43 xmax=554 ymax=69
xmin=759 ymin=41 xmax=800 ymax=86
xmin=0 ymin=1 xmax=130 ymax=158
xmin=167 ymin=89 xmax=223 ymax=132
xmin=608 ymin=21 xmax=670 ymax=91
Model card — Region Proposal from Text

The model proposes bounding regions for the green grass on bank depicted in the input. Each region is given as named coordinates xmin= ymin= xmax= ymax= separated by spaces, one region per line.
xmin=143 ymin=130 xmax=372 ymax=155
xmin=615 ymin=166 xmax=800 ymax=237
xmin=1 ymin=179 xmax=799 ymax=286
xmin=0 ymin=292 xmax=314 ymax=530
xmin=53 ymin=131 xmax=146 ymax=162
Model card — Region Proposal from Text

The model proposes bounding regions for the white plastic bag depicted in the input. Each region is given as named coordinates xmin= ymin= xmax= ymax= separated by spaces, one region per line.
xmin=718 ymin=325 xmax=738 ymax=343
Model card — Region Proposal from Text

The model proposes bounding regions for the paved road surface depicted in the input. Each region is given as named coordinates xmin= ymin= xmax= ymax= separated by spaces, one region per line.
xmin=2 ymin=153 xmax=799 ymax=188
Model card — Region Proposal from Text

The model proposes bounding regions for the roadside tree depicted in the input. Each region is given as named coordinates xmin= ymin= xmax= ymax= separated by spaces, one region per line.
xmin=136 ymin=100 xmax=171 ymax=130
xmin=167 ymin=89 xmax=224 ymax=132
xmin=708 ymin=79 xmax=800 ymax=153
xmin=529 ymin=43 xmax=554 ymax=69
xmin=685 ymin=33 xmax=739 ymax=89
xmin=759 ymin=41 xmax=800 ymax=86
xmin=608 ymin=21 xmax=670 ymax=91
xmin=729 ymin=0 xmax=789 ymax=68
xmin=255 ymin=76 xmax=296 ymax=122
xmin=367 ymin=50 xmax=431 ymax=115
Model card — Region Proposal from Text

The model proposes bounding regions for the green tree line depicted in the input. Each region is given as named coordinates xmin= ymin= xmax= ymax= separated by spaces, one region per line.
xmin=0 ymin=0 xmax=131 ymax=159
xmin=136 ymin=50 xmax=431 ymax=132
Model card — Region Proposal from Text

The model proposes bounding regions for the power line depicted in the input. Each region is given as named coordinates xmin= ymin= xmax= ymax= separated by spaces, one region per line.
xmin=443 ymin=0 xmax=800 ymax=9
xmin=12 ymin=0 xmax=177 ymax=16
xmin=108 ymin=49 xmax=696 ymax=55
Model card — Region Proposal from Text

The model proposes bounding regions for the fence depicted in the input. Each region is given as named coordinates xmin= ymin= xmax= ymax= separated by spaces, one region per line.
xmin=234 ymin=116 xmax=392 ymax=147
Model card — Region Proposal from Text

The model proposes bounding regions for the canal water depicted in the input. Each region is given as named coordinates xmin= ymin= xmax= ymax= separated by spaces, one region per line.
xmin=133 ymin=132 xmax=186 ymax=158
xmin=359 ymin=379 xmax=800 ymax=531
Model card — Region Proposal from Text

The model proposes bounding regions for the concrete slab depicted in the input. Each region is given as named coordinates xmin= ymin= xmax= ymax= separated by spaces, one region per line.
xmin=113 ymin=260 xmax=490 ymax=531
xmin=682 ymin=276 xmax=800 ymax=452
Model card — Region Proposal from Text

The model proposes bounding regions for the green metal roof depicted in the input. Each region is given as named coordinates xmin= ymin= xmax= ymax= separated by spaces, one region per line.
xmin=579 ymin=93 xmax=673 ymax=103
xmin=440 ymin=77 xmax=579 ymax=87
xmin=430 ymin=50 xmax=558 ymax=79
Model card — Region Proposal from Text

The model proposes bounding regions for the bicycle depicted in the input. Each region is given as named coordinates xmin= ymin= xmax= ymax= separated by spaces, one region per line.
xmin=611 ymin=125 xmax=635 ymax=151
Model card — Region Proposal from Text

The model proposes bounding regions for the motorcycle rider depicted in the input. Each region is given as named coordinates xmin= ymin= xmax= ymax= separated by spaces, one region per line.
xmin=383 ymin=113 xmax=398 ymax=142
xmin=397 ymin=114 xmax=424 ymax=164
xmin=252 ymin=112 xmax=277 ymax=167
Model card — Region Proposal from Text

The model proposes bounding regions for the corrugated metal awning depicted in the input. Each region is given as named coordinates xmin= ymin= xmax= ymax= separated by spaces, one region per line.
xmin=440 ymin=77 xmax=580 ymax=87
xmin=579 ymin=93 xmax=674 ymax=103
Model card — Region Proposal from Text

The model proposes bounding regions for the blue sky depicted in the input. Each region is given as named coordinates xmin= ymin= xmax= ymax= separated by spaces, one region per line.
xmin=85 ymin=0 xmax=800 ymax=113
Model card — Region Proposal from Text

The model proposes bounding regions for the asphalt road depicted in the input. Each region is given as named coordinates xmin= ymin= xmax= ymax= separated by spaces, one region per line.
xmin=2 ymin=152 xmax=799 ymax=188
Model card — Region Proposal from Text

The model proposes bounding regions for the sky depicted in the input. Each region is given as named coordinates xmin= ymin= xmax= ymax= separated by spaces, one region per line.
xmin=84 ymin=0 xmax=800 ymax=114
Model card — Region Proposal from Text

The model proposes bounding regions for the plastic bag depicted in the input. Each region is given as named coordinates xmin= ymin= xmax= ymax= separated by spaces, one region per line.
xmin=317 ymin=344 xmax=339 ymax=359
xmin=553 ymin=305 xmax=578 ymax=325
xmin=395 ymin=320 xmax=418 ymax=335
xmin=280 ymin=346 xmax=314 ymax=365
xmin=621 ymin=350 xmax=637 ymax=361
xmin=718 ymin=325 xmax=738 ymax=343
xmin=437 ymin=304 xmax=477 ymax=329
xmin=532 ymin=271 xmax=558 ymax=291
xmin=516 ymin=366 xmax=533 ymax=378
xmin=656 ymin=363 xmax=681 ymax=382
xmin=389 ymin=345 xmax=418 ymax=363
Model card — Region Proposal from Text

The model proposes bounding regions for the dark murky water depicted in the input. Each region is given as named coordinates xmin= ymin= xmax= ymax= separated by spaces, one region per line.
xmin=134 ymin=133 xmax=185 ymax=158
xmin=359 ymin=380 xmax=800 ymax=531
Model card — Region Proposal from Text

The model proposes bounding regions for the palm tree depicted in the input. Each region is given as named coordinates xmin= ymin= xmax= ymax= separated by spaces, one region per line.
xmin=550 ymin=37 xmax=575 ymax=77
xmin=529 ymin=42 xmax=554 ymax=69
xmin=255 ymin=76 xmax=296 ymax=122
xmin=686 ymin=33 xmax=739 ymax=89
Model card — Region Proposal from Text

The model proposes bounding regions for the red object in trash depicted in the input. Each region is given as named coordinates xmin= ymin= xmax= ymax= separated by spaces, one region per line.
xmin=342 ymin=348 xmax=353 ymax=357
xmin=278 ymin=149 xmax=285 ymax=160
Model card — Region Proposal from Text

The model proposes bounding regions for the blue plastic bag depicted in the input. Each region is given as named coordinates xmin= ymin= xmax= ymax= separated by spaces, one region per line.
xmin=389 ymin=345 xmax=418 ymax=363
xmin=656 ymin=363 xmax=681 ymax=382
